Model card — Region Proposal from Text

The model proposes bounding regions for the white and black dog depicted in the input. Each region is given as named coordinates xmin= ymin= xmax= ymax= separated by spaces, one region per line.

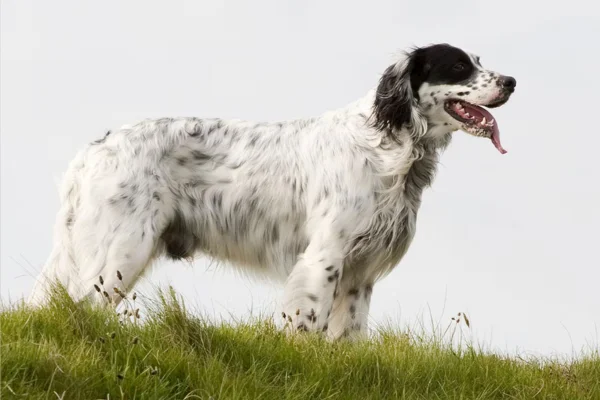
xmin=29 ymin=43 xmax=516 ymax=339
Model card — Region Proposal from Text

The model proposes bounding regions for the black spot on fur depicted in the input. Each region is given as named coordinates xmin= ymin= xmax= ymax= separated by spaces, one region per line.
xmin=186 ymin=120 xmax=203 ymax=136
xmin=91 ymin=130 xmax=112 ymax=145
xmin=308 ymin=294 xmax=318 ymax=302
xmin=297 ymin=323 xmax=308 ymax=332
xmin=364 ymin=284 xmax=373 ymax=299
xmin=325 ymin=265 xmax=334 ymax=271
xmin=327 ymin=270 xmax=340 ymax=283
xmin=348 ymin=288 xmax=359 ymax=297
xmin=65 ymin=214 xmax=74 ymax=228
xmin=212 ymin=192 xmax=223 ymax=209
xmin=211 ymin=120 xmax=224 ymax=133
xmin=191 ymin=150 xmax=210 ymax=162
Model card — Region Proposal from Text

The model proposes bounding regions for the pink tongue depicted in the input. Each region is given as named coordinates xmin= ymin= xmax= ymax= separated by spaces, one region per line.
xmin=464 ymin=104 xmax=507 ymax=154
xmin=491 ymin=125 xmax=507 ymax=154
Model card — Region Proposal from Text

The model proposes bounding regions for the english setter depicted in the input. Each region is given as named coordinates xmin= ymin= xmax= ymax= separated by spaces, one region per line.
xmin=29 ymin=43 xmax=516 ymax=340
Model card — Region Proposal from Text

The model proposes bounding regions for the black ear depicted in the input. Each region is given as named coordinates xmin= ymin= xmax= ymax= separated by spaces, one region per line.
xmin=372 ymin=49 xmax=427 ymax=139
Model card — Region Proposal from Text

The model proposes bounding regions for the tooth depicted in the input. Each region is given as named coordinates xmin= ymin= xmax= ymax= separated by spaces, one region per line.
xmin=489 ymin=119 xmax=495 ymax=125
xmin=464 ymin=113 xmax=471 ymax=118
xmin=480 ymin=117 xmax=487 ymax=126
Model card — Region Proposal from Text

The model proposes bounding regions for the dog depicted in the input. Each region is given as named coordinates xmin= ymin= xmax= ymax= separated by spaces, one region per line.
xmin=29 ymin=43 xmax=516 ymax=340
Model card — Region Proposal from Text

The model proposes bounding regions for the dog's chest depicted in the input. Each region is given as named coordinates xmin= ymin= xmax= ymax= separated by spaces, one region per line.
xmin=350 ymin=148 xmax=440 ymax=278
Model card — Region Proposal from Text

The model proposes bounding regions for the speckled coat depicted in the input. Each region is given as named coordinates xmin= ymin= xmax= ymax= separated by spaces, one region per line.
xmin=29 ymin=44 xmax=516 ymax=340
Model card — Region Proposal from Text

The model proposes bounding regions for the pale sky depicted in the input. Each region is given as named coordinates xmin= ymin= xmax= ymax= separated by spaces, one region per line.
xmin=2 ymin=0 xmax=599 ymax=357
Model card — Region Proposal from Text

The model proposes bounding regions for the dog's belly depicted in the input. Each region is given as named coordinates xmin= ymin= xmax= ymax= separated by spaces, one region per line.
xmin=198 ymin=215 xmax=309 ymax=279
xmin=160 ymin=174 xmax=310 ymax=279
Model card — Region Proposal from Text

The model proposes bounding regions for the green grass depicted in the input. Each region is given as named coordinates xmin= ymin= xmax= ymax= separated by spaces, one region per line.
xmin=1 ymin=286 xmax=599 ymax=400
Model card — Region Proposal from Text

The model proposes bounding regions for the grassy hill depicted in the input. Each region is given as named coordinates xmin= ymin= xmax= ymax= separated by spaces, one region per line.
xmin=1 ymin=287 xmax=598 ymax=399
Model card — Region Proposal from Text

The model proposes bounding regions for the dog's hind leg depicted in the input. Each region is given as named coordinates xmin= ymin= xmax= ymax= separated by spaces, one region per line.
xmin=44 ymin=171 xmax=168 ymax=305
xmin=75 ymin=203 xmax=165 ymax=306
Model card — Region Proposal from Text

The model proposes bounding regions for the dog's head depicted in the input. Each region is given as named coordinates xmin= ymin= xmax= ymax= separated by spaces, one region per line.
xmin=373 ymin=43 xmax=516 ymax=153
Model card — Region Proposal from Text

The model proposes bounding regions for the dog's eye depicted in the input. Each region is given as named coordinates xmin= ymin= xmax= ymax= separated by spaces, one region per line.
xmin=453 ymin=63 xmax=466 ymax=71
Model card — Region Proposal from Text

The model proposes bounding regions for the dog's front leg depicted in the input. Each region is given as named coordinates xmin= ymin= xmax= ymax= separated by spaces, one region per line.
xmin=281 ymin=226 xmax=344 ymax=333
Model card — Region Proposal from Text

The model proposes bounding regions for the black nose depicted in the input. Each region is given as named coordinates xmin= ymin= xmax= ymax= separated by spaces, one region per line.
xmin=500 ymin=76 xmax=516 ymax=90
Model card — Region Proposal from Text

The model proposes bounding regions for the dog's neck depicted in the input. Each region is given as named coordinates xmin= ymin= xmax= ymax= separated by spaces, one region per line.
xmin=346 ymin=89 xmax=453 ymax=210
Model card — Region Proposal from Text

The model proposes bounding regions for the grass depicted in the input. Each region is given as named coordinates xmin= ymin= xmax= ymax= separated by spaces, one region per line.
xmin=1 ymin=285 xmax=599 ymax=400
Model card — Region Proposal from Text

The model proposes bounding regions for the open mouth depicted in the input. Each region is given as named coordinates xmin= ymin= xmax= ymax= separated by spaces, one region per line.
xmin=444 ymin=100 xmax=507 ymax=154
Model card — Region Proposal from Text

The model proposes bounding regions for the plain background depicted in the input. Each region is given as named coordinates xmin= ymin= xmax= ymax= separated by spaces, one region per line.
xmin=2 ymin=0 xmax=599 ymax=357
